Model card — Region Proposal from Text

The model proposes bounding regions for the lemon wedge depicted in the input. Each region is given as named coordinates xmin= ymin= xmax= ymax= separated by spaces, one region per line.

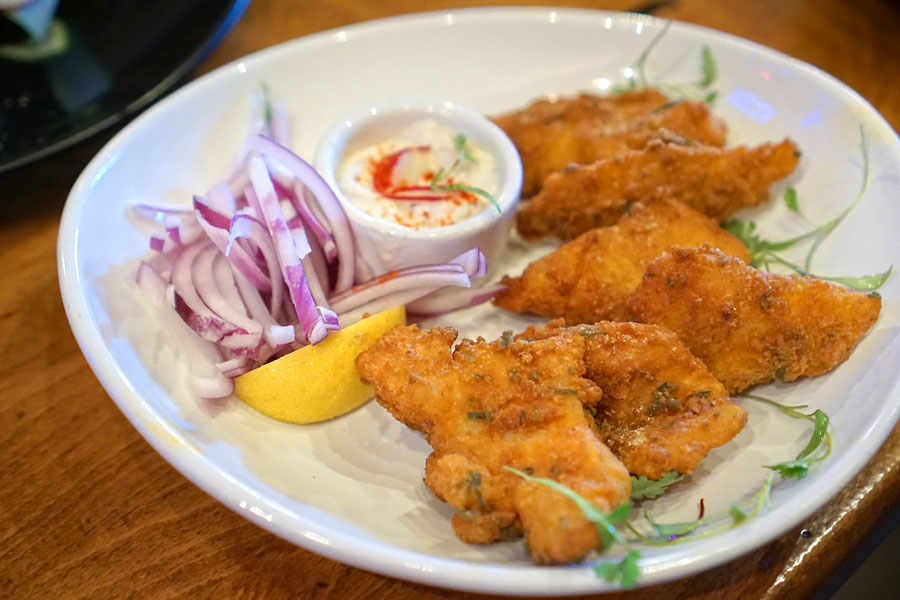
xmin=234 ymin=306 xmax=405 ymax=424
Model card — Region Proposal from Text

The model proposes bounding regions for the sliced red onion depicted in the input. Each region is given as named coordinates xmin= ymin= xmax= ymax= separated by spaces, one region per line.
xmin=270 ymin=102 xmax=291 ymax=147
xmin=248 ymin=156 xmax=331 ymax=344
xmin=330 ymin=268 xmax=470 ymax=314
xmin=136 ymin=261 xmax=168 ymax=299
xmin=164 ymin=214 xmax=204 ymax=246
xmin=172 ymin=241 xmax=248 ymax=343
xmin=291 ymin=182 xmax=337 ymax=261
xmin=269 ymin=324 xmax=296 ymax=345
xmin=225 ymin=208 xmax=284 ymax=315
xmin=227 ymin=166 xmax=251 ymax=200
xmin=230 ymin=265 xmax=290 ymax=348
xmin=149 ymin=233 xmax=168 ymax=253
xmin=305 ymin=224 xmax=331 ymax=296
xmin=337 ymin=287 xmax=439 ymax=327
xmin=406 ymin=283 xmax=507 ymax=317
xmin=134 ymin=203 xmax=194 ymax=222
xmin=449 ymin=247 xmax=488 ymax=280
xmin=249 ymin=134 xmax=355 ymax=293
xmin=138 ymin=259 xmax=234 ymax=400
xmin=206 ymin=181 xmax=240 ymax=216
xmin=217 ymin=356 xmax=251 ymax=375
xmin=197 ymin=248 xmax=262 ymax=340
xmin=193 ymin=196 xmax=272 ymax=294
xmin=190 ymin=373 xmax=235 ymax=400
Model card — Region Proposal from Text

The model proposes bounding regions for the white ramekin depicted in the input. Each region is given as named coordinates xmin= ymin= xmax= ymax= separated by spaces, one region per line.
xmin=314 ymin=98 xmax=522 ymax=281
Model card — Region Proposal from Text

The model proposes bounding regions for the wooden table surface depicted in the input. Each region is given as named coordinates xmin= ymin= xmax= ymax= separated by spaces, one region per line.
xmin=3 ymin=1 xmax=899 ymax=598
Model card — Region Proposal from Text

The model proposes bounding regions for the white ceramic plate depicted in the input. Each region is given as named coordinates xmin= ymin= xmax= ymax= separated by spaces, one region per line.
xmin=58 ymin=8 xmax=900 ymax=595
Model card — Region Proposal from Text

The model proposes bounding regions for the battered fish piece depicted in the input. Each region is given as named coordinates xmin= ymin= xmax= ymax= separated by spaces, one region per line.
xmin=494 ymin=197 xmax=751 ymax=323
xmin=623 ymin=245 xmax=883 ymax=393
xmin=493 ymin=89 xmax=728 ymax=196
xmin=518 ymin=138 xmax=801 ymax=240
xmin=356 ymin=325 xmax=631 ymax=565
xmin=519 ymin=320 xmax=748 ymax=480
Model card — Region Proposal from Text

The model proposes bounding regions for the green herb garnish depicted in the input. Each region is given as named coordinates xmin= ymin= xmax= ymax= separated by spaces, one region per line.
xmin=594 ymin=550 xmax=641 ymax=588
xmin=261 ymin=82 xmax=273 ymax=128
xmin=699 ymin=45 xmax=717 ymax=88
xmin=429 ymin=134 xmax=501 ymax=213
xmin=626 ymin=473 xmax=774 ymax=546
xmin=728 ymin=503 xmax=748 ymax=524
xmin=783 ymin=187 xmax=799 ymax=213
xmin=630 ymin=471 xmax=683 ymax=500
xmin=744 ymin=395 xmax=833 ymax=479
xmin=612 ymin=21 xmax=719 ymax=103
xmin=722 ymin=127 xmax=891 ymax=292
xmin=453 ymin=133 xmax=476 ymax=162
xmin=505 ymin=467 xmax=641 ymax=588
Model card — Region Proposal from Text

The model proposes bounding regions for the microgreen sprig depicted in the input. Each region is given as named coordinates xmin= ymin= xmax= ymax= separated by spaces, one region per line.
xmin=260 ymin=82 xmax=273 ymax=128
xmin=613 ymin=20 xmax=719 ymax=104
xmin=428 ymin=133 xmax=501 ymax=213
xmin=722 ymin=126 xmax=892 ymax=292
xmin=743 ymin=395 xmax=833 ymax=479
xmin=504 ymin=467 xmax=641 ymax=588
xmin=625 ymin=474 xmax=774 ymax=545
xmin=630 ymin=471 xmax=683 ymax=500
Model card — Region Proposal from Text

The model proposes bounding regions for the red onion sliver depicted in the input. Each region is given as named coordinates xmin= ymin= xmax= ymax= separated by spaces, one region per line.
xmin=328 ymin=262 xmax=467 ymax=306
xmin=269 ymin=102 xmax=291 ymax=147
xmin=225 ymin=208 xmax=284 ymax=315
xmin=249 ymin=134 xmax=355 ymax=293
xmin=291 ymin=182 xmax=337 ymax=261
xmin=217 ymin=356 xmax=251 ymax=374
xmin=139 ymin=258 xmax=234 ymax=400
xmin=449 ymin=247 xmax=489 ymax=280
xmin=231 ymin=263 xmax=292 ymax=348
xmin=206 ymin=181 xmax=240 ymax=215
xmin=406 ymin=283 xmax=507 ymax=316
xmin=172 ymin=242 xmax=233 ymax=342
xmin=134 ymin=203 xmax=194 ymax=222
xmin=248 ymin=156 xmax=330 ymax=344
xmin=337 ymin=286 xmax=441 ymax=327
xmin=330 ymin=269 xmax=470 ymax=314
xmin=136 ymin=261 xmax=168 ymax=299
xmin=190 ymin=373 xmax=235 ymax=400
xmin=193 ymin=196 xmax=272 ymax=294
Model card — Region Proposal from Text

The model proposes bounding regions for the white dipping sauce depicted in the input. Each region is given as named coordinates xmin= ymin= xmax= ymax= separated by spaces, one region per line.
xmin=337 ymin=119 xmax=498 ymax=229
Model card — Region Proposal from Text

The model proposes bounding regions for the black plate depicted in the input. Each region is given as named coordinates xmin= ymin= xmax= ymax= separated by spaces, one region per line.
xmin=0 ymin=0 xmax=249 ymax=174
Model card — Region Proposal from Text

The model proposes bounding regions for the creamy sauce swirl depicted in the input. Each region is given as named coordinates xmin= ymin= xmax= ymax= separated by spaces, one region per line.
xmin=337 ymin=120 xmax=498 ymax=229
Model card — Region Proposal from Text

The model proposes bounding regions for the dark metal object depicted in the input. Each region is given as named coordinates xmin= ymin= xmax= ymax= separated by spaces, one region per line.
xmin=0 ymin=0 xmax=250 ymax=174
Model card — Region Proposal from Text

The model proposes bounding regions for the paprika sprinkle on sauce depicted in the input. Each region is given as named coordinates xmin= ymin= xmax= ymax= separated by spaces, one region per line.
xmin=336 ymin=119 xmax=499 ymax=229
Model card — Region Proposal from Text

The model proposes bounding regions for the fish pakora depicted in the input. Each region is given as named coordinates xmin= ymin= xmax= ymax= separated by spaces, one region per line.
xmin=356 ymin=324 xmax=631 ymax=564
xmin=623 ymin=245 xmax=883 ymax=393
xmin=519 ymin=320 xmax=748 ymax=479
xmin=493 ymin=89 xmax=728 ymax=196
xmin=517 ymin=138 xmax=801 ymax=240
xmin=494 ymin=197 xmax=751 ymax=323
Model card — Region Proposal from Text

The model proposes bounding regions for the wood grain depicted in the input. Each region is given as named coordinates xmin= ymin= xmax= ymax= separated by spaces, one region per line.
xmin=2 ymin=1 xmax=899 ymax=599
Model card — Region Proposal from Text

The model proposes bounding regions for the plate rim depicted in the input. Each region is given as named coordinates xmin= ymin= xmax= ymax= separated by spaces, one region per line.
xmin=57 ymin=6 xmax=900 ymax=595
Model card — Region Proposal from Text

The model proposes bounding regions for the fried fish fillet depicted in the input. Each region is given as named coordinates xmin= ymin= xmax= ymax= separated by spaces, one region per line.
xmin=356 ymin=325 xmax=631 ymax=564
xmin=623 ymin=245 xmax=883 ymax=394
xmin=493 ymin=89 xmax=728 ymax=196
xmin=517 ymin=138 xmax=801 ymax=240
xmin=494 ymin=197 xmax=751 ymax=323
xmin=519 ymin=320 xmax=747 ymax=479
